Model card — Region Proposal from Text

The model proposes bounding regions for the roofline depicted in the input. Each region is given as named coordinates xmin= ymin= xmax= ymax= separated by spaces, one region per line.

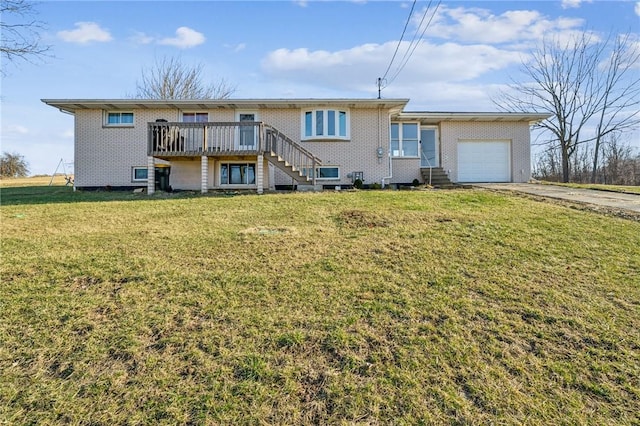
xmin=396 ymin=111 xmax=551 ymax=124
xmin=41 ymin=98 xmax=410 ymax=114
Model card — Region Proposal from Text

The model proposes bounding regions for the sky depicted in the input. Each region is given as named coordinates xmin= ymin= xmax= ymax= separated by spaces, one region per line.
xmin=1 ymin=0 xmax=639 ymax=176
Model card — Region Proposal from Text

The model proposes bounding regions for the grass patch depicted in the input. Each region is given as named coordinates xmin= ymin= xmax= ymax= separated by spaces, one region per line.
xmin=1 ymin=189 xmax=639 ymax=424
xmin=539 ymin=180 xmax=640 ymax=195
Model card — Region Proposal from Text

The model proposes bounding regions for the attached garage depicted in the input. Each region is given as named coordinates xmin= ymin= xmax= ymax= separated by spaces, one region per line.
xmin=457 ymin=140 xmax=511 ymax=182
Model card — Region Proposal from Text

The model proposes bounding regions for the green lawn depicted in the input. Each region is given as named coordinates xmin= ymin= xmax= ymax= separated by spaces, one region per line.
xmin=539 ymin=180 xmax=640 ymax=195
xmin=1 ymin=186 xmax=639 ymax=424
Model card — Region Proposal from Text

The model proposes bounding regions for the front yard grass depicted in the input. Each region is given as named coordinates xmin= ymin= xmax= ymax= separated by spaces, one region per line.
xmin=1 ymin=188 xmax=639 ymax=424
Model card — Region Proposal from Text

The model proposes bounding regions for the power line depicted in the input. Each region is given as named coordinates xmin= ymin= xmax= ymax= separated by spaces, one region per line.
xmin=389 ymin=0 xmax=433 ymax=83
xmin=386 ymin=0 xmax=441 ymax=87
xmin=378 ymin=0 xmax=441 ymax=96
xmin=380 ymin=0 xmax=417 ymax=83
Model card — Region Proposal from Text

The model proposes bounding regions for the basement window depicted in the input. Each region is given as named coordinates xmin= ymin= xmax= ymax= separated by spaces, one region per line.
xmin=132 ymin=167 xmax=147 ymax=182
xmin=302 ymin=166 xmax=340 ymax=180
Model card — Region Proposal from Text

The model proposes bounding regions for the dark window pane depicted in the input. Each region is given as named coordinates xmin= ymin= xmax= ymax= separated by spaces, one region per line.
xmin=318 ymin=167 xmax=339 ymax=178
xmin=391 ymin=123 xmax=399 ymax=139
xmin=230 ymin=165 xmax=242 ymax=184
xmin=403 ymin=123 xmax=418 ymax=139
xmin=316 ymin=110 xmax=323 ymax=135
xmin=134 ymin=168 xmax=147 ymax=180
xmin=404 ymin=140 xmax=419 ymax=157
xmin=327 ymin=110 xmax=335 ymax=136
xmin=221 ymin=164 xmax=228 ymax=184
xmin=305 ymin=112 xmax=312 ymax=137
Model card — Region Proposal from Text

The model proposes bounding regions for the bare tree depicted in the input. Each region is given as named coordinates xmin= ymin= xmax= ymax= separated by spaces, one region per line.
xmin=589 ymin=33 xmax=640 ymax=183
xmin=533 ymin=134 xmax=640 ymax=185
xmin=495 ymin=31 xmax=640 ymax=182
xmin=0 ymin=152 xmax=29 ymax=178
xmin=133 ymin=56 xmax=236 ymax=99
xmin=1 ymin=0 xmax=51 ymax=75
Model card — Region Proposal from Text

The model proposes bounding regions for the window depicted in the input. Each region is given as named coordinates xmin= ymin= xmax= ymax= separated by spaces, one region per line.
xmin=391 ymin=123 xmax=419 ymax=157
xmin=302 ymin=109 xmax=349 ymax=140
xmin=182 ymin=112 xmax=208 ymax=122
xmin=106 ymin=112 xmax=134 ymax=126
xmin=302 ymin=166 xmax=340 ymax=180
xmin=132 ymin=167 xmax=147 ymax=182
xmin=318 ymin=167 xmax=339 ymax=179
xmin=220 ymin=163 xmax=256 ymax=185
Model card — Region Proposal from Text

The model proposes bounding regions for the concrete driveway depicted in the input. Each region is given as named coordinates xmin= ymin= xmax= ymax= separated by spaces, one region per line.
xmin=475 ymin=183 xmax=640 ymax=213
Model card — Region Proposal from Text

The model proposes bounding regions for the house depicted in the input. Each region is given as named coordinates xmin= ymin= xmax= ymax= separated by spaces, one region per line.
xmin=41 ymin=98 xmax=549 ymax=193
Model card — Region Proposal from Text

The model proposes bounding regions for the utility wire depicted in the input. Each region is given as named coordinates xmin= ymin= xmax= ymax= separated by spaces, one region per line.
xmin=381 ymin=0 xmax=417 ymax=82
xmin=387 ymin=0 xmax=433 ymax=85
xmin=386 ymin=0 xmax=441 ymax=87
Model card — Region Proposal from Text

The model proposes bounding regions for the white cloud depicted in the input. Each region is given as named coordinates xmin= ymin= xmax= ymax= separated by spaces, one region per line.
xmin=130 ymin=31 xmax=154 ymax=45
xmin=561 ymin=0 xmax=582 ymax=8
xmin=293 ymin=0 xmax=308 ymax=7
xmin=5 ymin=124 xmax=29 ymax=135
xmin=561 ymin=0 xmax=592 ymax=9
xmin=418 ymin=5 xmax=584 ymax=45
xmin=57 ymin=22 xmax=112 ymax=44
xmin=636 ymin=1 xmax=640 ymax=16
xmin=159 ymin=27 xmax=205 ymax=49
xmin=262 ymin=40 xmax=523 ymax=101
xmin=225 ymin=42 xmax=246 ymax=52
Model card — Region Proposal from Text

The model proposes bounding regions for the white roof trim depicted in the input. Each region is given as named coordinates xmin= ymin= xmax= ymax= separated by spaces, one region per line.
xmin=41 ymin=98 xmax=410 ymax=114
xmin=396 ymin=111 xmax=551 ymax=123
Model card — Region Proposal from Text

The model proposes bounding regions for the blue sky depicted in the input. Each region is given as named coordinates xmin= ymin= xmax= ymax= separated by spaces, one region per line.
xmin=1 ymin=0 xmax=639 ymax=176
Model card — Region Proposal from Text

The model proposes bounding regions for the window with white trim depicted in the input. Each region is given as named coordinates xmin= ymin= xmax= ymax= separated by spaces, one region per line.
xmin=220 ymin=163 xmax=256 ymax=185
xmin=182 ymin=112 xmax=208 ymax=122
xmin=302 ymin=109 xmax=349 ymax=140
xmin=132 ymin=167 xmax=147 ymax=182
xmin=302 ymin=166 xmax=340 ymax=180
xmin=391 ymin=122 xmax=419 ymax=157
xmin=105 ymin=112 xmax=134 ymax=126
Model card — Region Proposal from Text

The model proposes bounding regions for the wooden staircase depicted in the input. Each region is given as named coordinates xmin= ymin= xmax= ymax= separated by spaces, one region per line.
xmin=421 ymin=167 xmax=456 ymax=187
xmin=265 ymin=151 xmax=313 ymax=184
xmin=263 ymin=125 xmax=319 ymax=186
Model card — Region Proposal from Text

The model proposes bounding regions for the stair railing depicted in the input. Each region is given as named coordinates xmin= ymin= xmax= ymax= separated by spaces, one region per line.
xmin=261 ymin=124 xmax=321 ymax=186
xmin=421 ymin=149 xmax=433 ymax=186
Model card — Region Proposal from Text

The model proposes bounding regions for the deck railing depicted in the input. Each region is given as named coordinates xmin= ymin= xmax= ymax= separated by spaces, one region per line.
xmin=148 ymin=121 xmax=264 ymax=155
xmin=148 ymin=122 xmax=321 ymax=184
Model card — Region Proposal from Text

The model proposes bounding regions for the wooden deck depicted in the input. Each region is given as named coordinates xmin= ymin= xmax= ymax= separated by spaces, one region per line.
xmin=147 ymin=121 xmax=321 ymax=185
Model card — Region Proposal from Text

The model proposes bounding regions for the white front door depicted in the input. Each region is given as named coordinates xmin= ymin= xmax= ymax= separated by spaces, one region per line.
xmin=420 ymin=127 xmax=438 ymax=167
xmin=238 ymin=112 xmax=257 ymax=150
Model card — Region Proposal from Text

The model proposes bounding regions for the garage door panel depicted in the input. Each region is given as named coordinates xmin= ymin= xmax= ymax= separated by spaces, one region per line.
xmin=458 ymin=141 xmax=511 ymax=182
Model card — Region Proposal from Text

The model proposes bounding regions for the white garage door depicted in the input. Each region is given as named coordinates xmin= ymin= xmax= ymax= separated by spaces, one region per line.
xmin=458 ymin=140 xmax=511 ymax=182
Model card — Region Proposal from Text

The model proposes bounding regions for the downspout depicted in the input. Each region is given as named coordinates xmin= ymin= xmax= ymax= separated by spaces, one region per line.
xmin=381 ymin=107 xmax=392 ymax=188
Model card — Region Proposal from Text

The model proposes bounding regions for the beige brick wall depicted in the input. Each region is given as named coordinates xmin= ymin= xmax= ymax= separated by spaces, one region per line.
xmin=263 ymin=107 xmax=390 ymax=186
xmin=75 ymin=108 xmax=182 ymax=187
xmin=75 ymin=108 xmax=246 ymax=188
xmin=74 ymin=107 xmax=533 ymax=189
xmin=169 ymin=159 xmax=201 ymax=190
xmin=390 ymin=158 xmax=422 ymax=184
xmin=440 ymin=121 xmax=531 ymax=183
